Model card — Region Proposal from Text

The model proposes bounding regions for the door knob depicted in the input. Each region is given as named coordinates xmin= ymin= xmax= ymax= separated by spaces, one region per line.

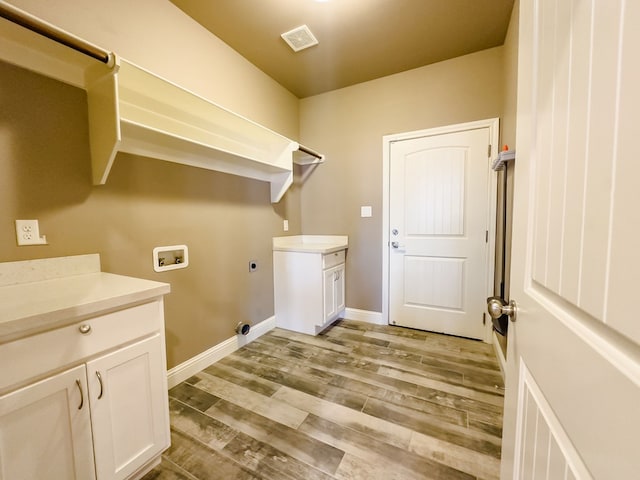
xmin=391 ymin=241 xmax=400 ymax=248
xmin=487 ymin=297 xmax=518 ymax=322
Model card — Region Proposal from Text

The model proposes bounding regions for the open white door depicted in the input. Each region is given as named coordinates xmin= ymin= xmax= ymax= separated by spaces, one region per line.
xmin=501 ymin=0 xmax=640 ymax=478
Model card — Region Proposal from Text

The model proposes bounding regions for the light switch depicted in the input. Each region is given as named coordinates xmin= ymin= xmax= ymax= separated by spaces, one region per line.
xmin=360 ymin=206 xmax=372 ymax=218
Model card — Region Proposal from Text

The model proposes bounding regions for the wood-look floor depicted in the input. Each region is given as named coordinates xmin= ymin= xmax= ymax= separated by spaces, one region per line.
xmin=143 ymin=320 xmax=504 ymax=480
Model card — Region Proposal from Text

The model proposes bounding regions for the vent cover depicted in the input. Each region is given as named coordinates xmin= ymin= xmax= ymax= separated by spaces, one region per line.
xmin=281 ymin=25 xmax=318 ymax=52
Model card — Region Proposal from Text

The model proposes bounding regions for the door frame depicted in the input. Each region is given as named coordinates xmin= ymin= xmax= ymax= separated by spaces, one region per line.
xmin=382 ymin=118 xmax=500 ymax=343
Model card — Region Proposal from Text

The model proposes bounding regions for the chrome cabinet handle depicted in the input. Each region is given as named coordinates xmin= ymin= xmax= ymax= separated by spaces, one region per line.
xmin=96 ymin=371 xmax=104 ymax=399
xmin=75 ymin=379 xmax=84 ymax=410
xmin=78 ymin=324 xmax=91 ymax=334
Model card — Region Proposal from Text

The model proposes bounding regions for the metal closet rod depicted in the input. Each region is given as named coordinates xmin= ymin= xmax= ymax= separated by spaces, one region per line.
xmin=0 ymin=1 xmax=110 ymax=64
xmin=297 ymin=145 xmax=323 ymax=160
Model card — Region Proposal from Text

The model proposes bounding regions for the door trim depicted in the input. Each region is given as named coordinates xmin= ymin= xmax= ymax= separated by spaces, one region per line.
xmin=382 ymin=118 xmax=499 ymax=342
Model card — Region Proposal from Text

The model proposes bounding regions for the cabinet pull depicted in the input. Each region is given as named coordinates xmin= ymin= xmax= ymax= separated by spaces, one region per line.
xmin=75 ymin=379 xmax=84 ymax=410
xmin=78 ymin=324 xmax=91 ymax=334
xmin=96 ymin=371 xmax=104 ymax=399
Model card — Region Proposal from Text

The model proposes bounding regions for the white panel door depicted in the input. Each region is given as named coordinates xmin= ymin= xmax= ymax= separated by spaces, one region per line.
xmin=0 ymin=365 xmax=96 ymax=480
xmin=501 ymin=0 xmax=640 ymax=478
xmin=88 ymin=334 xmax=169 ymax=480
xmin=389 ymin=127 xmax=491 ymax=339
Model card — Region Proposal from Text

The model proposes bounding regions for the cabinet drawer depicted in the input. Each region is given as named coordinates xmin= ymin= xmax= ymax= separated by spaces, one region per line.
xmin=323 ymin=250 xmax=345 ymax=269
xmin=0 ymin=300 xmax=163 ymax=393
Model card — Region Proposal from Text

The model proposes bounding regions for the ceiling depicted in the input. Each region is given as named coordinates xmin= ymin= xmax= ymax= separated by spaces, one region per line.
xmin=170 ymin=0 xmax=515 ymax=99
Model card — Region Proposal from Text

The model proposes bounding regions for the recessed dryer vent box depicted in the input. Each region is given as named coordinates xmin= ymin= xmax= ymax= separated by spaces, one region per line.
xmin=153 ymin=245 xmax=188 ymax=272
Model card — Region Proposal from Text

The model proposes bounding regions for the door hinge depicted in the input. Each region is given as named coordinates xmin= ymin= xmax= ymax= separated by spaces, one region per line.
xmin=486 ymin=230 xmax=489 ymax=243
xmin=488 ymin=144 xmax=492 ymax=158
xmin=483 ymin=312 xmax=487 ymax=325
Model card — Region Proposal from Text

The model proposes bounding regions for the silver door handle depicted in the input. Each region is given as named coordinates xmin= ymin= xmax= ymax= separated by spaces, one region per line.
xmin=487 ymin=297 xmax=518 ymax=322
xmin=391 ymin=242 xmax=405 ymax=249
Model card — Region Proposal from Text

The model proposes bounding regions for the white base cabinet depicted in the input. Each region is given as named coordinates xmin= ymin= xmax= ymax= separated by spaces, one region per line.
xmin=0 ymin=300 xmax=170 ymax=480
xmin=274 ymin=248 xmax=346 ymax=335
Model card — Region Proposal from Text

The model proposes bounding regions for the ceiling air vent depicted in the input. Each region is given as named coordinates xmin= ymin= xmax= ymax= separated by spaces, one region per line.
xmin=281 ymin=25 xmax=318 ymax=52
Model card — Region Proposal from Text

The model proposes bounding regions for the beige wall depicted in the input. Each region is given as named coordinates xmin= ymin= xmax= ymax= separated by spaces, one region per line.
xmin=299 ymin=47 xmax=505 ymax=312
xmin=1 ymin=0 xmax=300 ymax=369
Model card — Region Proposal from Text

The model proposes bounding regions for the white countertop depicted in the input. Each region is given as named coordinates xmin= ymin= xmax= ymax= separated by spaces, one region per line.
xmin=273 ymin=235 xmax=348 ymax=254
xmin=0 ymin=255 xmax=170 ymax=344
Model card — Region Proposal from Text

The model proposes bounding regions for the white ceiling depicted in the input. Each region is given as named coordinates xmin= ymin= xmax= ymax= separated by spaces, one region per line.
xmin=170 ymin=0 xmax=516 ymax=98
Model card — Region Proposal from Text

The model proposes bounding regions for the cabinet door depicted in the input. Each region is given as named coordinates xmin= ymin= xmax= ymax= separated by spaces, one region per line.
xmin=323 ymin=265 xmax=339 ymax=324
xmin=87 ymin=334 xmax=169 ymax=480
xmin=335 ymin=264 xmax=345 ymax=314
xmin=0 ymin=365 xmax=96 ymax=480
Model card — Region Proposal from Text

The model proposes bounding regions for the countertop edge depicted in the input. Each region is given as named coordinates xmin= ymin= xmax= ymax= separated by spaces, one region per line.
xmin=0 ymin=273 xmax=170 ymax=345
xmin=272 ymin=244 xmax=348 ymax=254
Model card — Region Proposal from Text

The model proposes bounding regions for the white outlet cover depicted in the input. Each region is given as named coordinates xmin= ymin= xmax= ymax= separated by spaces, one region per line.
xmin=15 ymin=219 xmax=47 ymax=246
xmin=360 ymin=206 xmax=372 ymax=218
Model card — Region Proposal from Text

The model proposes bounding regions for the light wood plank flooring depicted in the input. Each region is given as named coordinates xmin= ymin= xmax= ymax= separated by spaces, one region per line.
xmin=143 ymin=320 xmax=504 ymax=480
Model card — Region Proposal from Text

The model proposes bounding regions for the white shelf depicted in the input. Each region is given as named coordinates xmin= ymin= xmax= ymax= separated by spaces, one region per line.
xmin=0 ymin=9 xmax=324 ymax=203
xmin=0 ymin=13 xmax=112 ymax=88
xmin=88 ymin=58 xmax=300 ymax=202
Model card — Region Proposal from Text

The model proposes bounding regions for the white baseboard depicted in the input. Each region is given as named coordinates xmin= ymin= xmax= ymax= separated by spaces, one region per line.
xmin=343 ymin=307 xmax=385 ymax=325
xmin=166 ymin=316 xmax=276 ymax=388
xmin=492 ymin=331 xmax=507 ymax=380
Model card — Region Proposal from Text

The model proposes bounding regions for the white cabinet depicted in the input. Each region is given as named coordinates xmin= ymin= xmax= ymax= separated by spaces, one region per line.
xmin=0 ymin=365 xmax=96 ymax=479
xmin=274 ymin=248 xmax=347 ymax=335
xmin=0 ymin=301 xmax=170 ymax=480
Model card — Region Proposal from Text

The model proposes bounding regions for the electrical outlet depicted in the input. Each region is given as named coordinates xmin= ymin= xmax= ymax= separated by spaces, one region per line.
xmin=283 ymin=219 xmax=289 ymax=232
xmin=15 ymin=219 xmax=47 ymax=246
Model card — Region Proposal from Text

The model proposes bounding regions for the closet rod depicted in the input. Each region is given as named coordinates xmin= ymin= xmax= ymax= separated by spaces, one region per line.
xmin=0 ymin=1 xmax=111 ymax=64
xmin=298 ymin=145 xmax=323 ymax=160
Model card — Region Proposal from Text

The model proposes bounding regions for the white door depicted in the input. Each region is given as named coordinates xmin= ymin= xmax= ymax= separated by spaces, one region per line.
xmin=388 ymin=125 xmax=494 ymax=340
xmin=501 ymin=0 xmax=640 ymax=478
xmin=0 ymin=365 xmax=96 ymax=480
xmin=88 ymin=334 xmax=170 ymax=480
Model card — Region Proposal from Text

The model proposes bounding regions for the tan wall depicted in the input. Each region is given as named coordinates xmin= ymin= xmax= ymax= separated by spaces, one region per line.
xmin=1 ymin=0 xmax=300 ymax=369
xmin=299 ymin=47 xmax=505 ymax=312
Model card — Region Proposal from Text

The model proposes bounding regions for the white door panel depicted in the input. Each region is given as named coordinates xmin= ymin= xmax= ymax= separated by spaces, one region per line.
xmin=502 ymin=0 xmax=640 ymax=478
xmin=389 ymin=127 xmax=492 ymax=339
